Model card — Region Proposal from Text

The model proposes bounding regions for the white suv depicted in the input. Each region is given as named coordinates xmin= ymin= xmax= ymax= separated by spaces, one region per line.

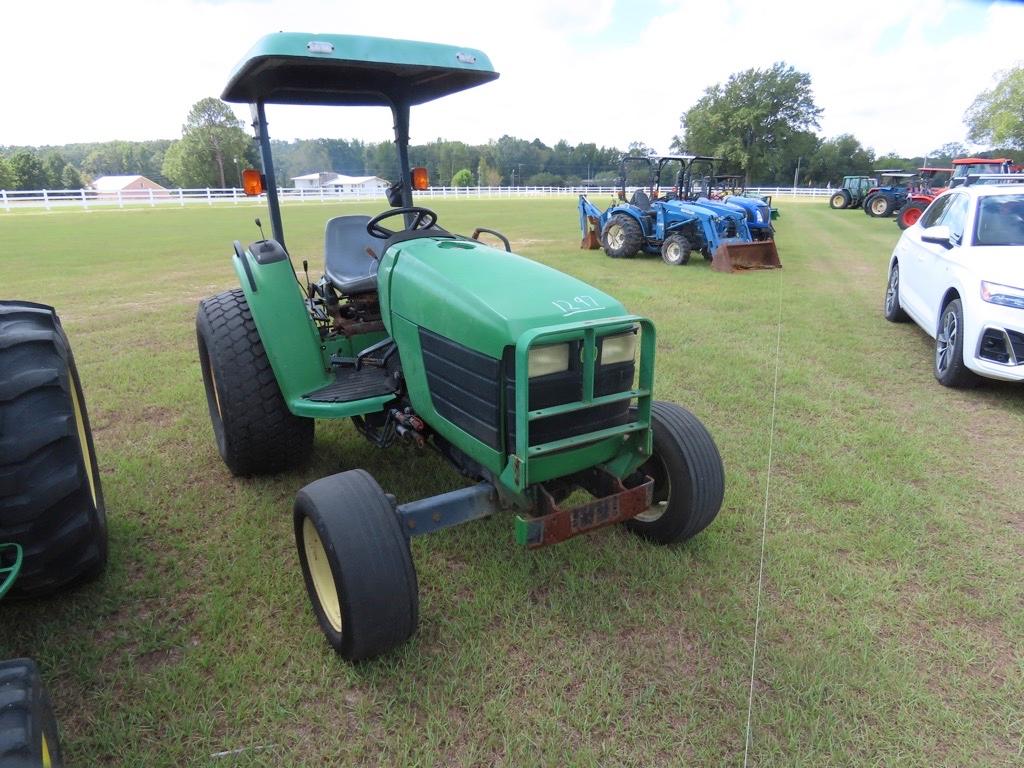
xmin=884 ymin=180 xmax=1024 ymax=387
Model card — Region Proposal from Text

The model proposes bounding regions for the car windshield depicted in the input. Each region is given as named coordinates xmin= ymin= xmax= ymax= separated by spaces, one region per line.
xmin=974 ymin=194 xmax=1024 ymax=246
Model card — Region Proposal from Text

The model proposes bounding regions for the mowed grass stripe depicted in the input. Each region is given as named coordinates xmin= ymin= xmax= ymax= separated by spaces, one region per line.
xmin=0 ymin=199 xmax=1020 ymax=766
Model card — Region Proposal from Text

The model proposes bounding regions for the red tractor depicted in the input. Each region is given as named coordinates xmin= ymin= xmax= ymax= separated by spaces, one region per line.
xmin=894 ymin=167 xmax=952 ymax=230
xmin=895 ymin=158 xmax=1019 ymax=230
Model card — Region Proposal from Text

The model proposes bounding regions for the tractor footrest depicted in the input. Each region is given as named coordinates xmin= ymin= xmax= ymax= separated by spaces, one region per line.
xmin=302 ymin=367 xmax=399 ymax=403
xmin=515 ymin=469 xmax=653 ymax=548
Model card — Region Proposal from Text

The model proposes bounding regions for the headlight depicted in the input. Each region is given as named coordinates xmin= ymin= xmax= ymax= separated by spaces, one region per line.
xmin=980 ymin=281 xmax=1024 ymax=309
xmin=528 ymin=343 xmax=570 ymax=377
xmin=601 ymin=330 xmax=637 ymax=365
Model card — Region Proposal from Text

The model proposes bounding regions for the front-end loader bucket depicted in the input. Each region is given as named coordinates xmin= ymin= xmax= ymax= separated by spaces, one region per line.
xmin=711 ymin=240 xmax=781 ymax=272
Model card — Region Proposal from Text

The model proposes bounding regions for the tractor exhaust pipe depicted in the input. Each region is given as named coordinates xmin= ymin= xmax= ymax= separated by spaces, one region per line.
xmin=710 ymin=240 xmax=782 ymax=272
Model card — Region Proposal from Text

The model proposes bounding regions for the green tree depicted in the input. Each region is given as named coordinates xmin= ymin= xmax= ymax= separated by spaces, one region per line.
xmin=61 ymin=164 xmax=83 ymax=189
xmin=8 ymin=151 xmax=46 ymax=190
xmin=451 ymin=168 xmax=473 ymax=187
xmin=672 ymin=62 xmax=822 ymax=185
xmin=805 ymin=134 xmax=875 ymax=186
xmin=477 ymin=155 xmax=502 ymax=186
xmin=966 ymin=66 xmax=1024 ymax=149
xmin=0 ymin=156 xmax=14 ymax=189
xmin=41 ymin=152 xmax=68 ymax=188
xmin=163 ymin=98 xmax=251 ymax=187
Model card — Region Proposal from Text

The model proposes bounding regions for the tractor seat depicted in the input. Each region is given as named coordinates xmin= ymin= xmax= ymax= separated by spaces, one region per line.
xmin=323 ymin=215 xmax=381 ymax=295
xmin=629 ymin=190 xmax=653 ymax=211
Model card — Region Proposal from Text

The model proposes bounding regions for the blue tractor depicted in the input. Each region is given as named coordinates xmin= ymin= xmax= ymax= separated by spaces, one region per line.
xmin=689 ymin=166 xmax=777 ymax=241
xmin=579 ymin=155 xmax=781 ymax=271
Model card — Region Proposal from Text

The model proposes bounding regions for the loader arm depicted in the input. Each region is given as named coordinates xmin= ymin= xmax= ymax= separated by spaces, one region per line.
xmin=579 ymin=194 xmax=606 ymax=250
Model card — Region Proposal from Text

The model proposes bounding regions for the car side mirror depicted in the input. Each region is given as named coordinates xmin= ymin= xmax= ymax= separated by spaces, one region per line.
xmin=920 ymin=225 xmax=954 ymax=248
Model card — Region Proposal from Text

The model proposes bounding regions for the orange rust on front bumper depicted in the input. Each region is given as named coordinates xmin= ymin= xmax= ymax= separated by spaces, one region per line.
xmin=519 ymin=470 xmax=654 ymax=548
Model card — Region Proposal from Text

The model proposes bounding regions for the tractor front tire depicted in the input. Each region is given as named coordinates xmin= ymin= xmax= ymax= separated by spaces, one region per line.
xmin=196 ymin=289 xmax=313 ymax=476
xmin=0 ymin=302 xmax=107 ymax=598
xmin=601 ymin=215 xmax=643 ymax=258
xmin=829 ymin=191 xmax=849 ymax=210
xmin=660 ymin=234 xmax=692 ymax=266
xmin=625 ymin=401 xmax=725 ymax=545
xmin=294 ymin=470 xmax=419 ymax=661
xmin=0 ymin=659 xmax=63 ymax=767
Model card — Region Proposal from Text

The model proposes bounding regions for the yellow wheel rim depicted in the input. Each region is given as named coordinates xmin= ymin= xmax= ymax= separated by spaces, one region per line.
xmin=42 ymin=733 xmax=52 ymax=768
xmin=303 ymin=517 xmax=342 ymax=633
xmin=69 ymin=375 xmax=98 ymax=509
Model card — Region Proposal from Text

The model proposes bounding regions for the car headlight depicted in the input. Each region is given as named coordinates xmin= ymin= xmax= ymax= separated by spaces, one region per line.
xmin=980 ymin=280 xmax=1024 ymax=309
xmin=528 ymin=343 xmax=570 ymax=377
xmin=601 ymin=330 xmax=637 ymax=365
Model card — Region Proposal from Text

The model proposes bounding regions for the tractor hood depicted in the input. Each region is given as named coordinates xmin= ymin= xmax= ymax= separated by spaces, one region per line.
xmin=382 ymin=237 xmax=627 ymax=358
xmin=688 ymin=198 xmax=745 ymax=222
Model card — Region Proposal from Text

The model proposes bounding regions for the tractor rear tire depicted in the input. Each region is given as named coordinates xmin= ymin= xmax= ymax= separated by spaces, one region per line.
xmin=294 ymin=470 xmax=419 ymax=661
xmin=196 ymin=289 xmax=313 ymax=476
xmin=829 ymin=191 xmax=849 ymax=210
xmin=601 ymin=214 xmax=642 ymax=258
xmin=0 ymin=302 xmax=108 ymax=598
xmin=897 ymin=202 xmax=927 ymax=230
xmin=660 ymin=234 xmax=692 ymax=266
xmin=0 ymin=659 xmax=63 ymax=767
xmin=867 ymin=195 xmax=894 ymax=217
xmin=625 ymin=401 xmax=724 ymax=544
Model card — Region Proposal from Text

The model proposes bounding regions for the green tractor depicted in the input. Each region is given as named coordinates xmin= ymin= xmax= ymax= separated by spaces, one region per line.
xmin=829 ymin=175 xmax=878 ymax=210
xmin=197 ymin=33 xmax=725 ymax=661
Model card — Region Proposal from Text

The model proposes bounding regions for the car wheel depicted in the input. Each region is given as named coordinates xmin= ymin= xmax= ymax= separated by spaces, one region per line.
xmin=934 ymin=298 xmax=980 ymax=388
xmin=883 ymin=262 xmax=909 ymax=322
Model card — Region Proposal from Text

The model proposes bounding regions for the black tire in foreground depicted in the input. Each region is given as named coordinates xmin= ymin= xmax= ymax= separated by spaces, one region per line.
xmin=196 ymin=289 xmax=313 ymax=476
xmin=601 ymin=214 xmax=643 ymax=258
xmin=0 ymin=658 xmax=63 ymax=767
xmin=660 ymin=233 xmax=692 ymax=266
xmin=294 ymin=470 xmax=419 ymax=661
xmin=934 ymin=298 xmax=980 ymax=389
xmin=625 ymin=401 xmax=725 ymax=544
xmin=883 ymin=262 xmax=909 ymax=323
xmin=829 ymin=191 xmax=849 ymax=210
xmin=0 ymin=302 xmax=107 ymax=598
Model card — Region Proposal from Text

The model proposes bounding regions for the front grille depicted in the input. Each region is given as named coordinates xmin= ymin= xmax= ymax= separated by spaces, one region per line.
xmin=503 ymin=342 xmax=635 ymax=454
xmin=1007 ymin=330 xmax=1024 ymax=363
xmin=420 ymin=328 xmax=501 ymax=449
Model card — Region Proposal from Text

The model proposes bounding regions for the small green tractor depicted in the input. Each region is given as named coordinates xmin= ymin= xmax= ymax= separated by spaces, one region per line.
xmin=829 ymin=175 xmax=877 ymax=210
xmin=198 ymin=33 xmax=725 ymax=661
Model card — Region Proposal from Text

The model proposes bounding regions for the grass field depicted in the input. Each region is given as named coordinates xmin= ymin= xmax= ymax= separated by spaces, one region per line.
xmin=1 ymin=198 xmax=1022 ymax=766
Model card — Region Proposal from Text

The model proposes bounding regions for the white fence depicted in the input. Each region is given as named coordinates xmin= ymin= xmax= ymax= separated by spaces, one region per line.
xmin=0 ymin=184 xmax=834 ymax=212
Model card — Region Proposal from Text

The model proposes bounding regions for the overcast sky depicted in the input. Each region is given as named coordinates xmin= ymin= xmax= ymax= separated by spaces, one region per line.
xmin=3 ymin=0 xmax=1020 ymax=157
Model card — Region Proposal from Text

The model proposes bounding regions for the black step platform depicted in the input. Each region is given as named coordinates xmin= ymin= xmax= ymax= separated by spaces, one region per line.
xmin=302 ymin=367 xmax=398 ymax=403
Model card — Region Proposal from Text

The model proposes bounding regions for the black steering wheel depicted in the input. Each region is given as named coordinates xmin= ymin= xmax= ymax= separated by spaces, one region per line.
xmin=366 ymin=207 xmax=439 ymax=239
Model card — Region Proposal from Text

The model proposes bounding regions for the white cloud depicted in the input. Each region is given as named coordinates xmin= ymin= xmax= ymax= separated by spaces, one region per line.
xmin=1 ymin=0 xmax=1021 ymax=159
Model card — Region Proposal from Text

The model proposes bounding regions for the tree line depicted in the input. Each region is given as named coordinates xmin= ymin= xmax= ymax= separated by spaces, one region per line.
xmin=3 ymin=63 xmax=1022 ymax=192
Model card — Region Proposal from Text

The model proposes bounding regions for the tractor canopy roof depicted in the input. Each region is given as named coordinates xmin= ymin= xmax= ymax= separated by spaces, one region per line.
xmin=919 ymin=167 xmax=953 ymax=173
xmin=952 ymin=157 xmax=1013 ymax=165
xmin=221 ymin=32 xmax=498 ymax=106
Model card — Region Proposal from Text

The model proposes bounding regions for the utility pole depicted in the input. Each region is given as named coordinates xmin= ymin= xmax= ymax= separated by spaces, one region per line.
xmin=793 ymin=156 xmax=802 ymax=190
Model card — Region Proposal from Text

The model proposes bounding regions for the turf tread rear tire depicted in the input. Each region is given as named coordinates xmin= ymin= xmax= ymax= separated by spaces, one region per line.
xmin=0 ymin=302 xmax=107 ymax=598
xmin=294 ymin=470 xmax=418 ymax=661
xmin=0 ymin=658 xmax=63 ymax=767
xmin=625 ymin=401 xmax=724 ymax=544
xmin=196 ymin=289 xmax=313 ymax=476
